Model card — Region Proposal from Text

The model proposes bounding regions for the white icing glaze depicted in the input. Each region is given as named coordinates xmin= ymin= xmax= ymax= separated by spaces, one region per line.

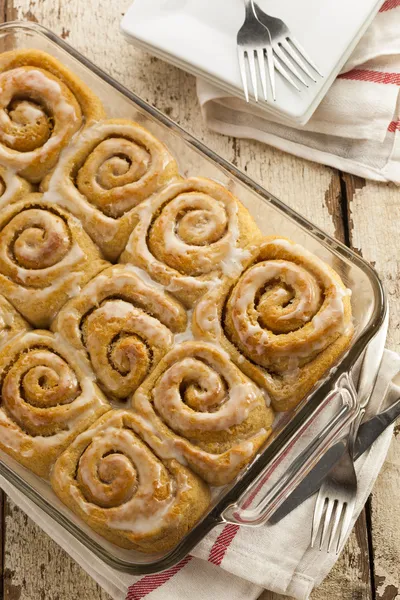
xmin=0 ymin=168 xmax=26 ymax=209
xmin=0 ymin=68 xmax=79 ymax=168
xmin=193 ymin=288 xmax=222 ymax=340
xmin=132 ymin=393 xmax=268 ymax=482
xmin=0 ymin=305 xmax=14 ymax=329
xmin=174 ymin=309 xmax=194 ymax=344
xmin=64 ymin=422 xmax=190 ymax=536
xmin=6 ymin=271 xmax=83 ymax=315
xmin=153 ymin=357 xmax=259 ymax=432
xmin=87 ymin=301 xmax=173 ymax=356
xmin=124 ymin=180 xmax=249 ymax=298
xmin=77 ymin=265 xmax=185 ymax=328
xmin=0 ymin=331 xmax=107 ymax=459
xmin=228 ymin=239 xmax=350 ymax=365
xmin=45 ymin=120 xmax=177 ymax=234
xmin=0 ymin=202 xmax=93 ymax=308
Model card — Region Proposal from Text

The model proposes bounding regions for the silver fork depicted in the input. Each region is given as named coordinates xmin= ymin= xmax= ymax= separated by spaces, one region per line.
xmin=311 ymin=406 xmax=365 ymax=554
xmin=252 ymin=0 xmax=322 ymax=92
xmin=237 ymin=0 xmax=275 ymax=102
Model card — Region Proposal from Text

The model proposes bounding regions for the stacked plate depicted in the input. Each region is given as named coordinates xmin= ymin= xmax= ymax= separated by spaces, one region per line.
xmin=121 ymin=0 xmax=383 ymax=125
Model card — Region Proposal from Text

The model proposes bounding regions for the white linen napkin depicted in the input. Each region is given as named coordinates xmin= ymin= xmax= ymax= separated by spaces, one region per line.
xmin=197 ymin=2 xmax=400 ymax=183
xmin=1 ymin=349 xmax=399 ymax=600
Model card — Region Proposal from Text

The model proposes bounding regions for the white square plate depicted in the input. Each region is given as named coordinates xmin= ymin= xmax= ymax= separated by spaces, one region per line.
xmin=121 ymin=0 xmax=382 ymax=125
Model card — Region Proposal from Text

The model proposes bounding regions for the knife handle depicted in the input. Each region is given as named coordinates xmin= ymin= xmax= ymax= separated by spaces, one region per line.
xmin=349 ymin=407 xmax=366 ymax=458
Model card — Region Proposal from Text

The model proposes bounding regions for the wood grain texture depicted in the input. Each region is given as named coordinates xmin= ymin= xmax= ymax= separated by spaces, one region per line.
xmin=345 ymin=175 xmax=400 ymax=600
xmin=0 ymin=1 xmax=393 ymax=599
xmin=3 ymin=500 xmax=111 ymax=600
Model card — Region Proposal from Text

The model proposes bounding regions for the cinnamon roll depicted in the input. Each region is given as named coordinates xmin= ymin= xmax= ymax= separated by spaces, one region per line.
xmin=42 ymin=119 xmax=179 ymax=260
xmin=0 ymin=193 xmax=109 ymax=328
xmin=0 ymin=166 xmax=32 ymax=209
xmin=51 ymin=410 xmax=210 ymax=552
xmin=0 ymin=294 xmax=30 ymax=347
xmin=193 ymin=236 xmax=353 ymax=411
xmin=0 ymin=330 xmax=110 ymax=478
xmin=131 ymin=341 xmax=274 ymax=485
xmin=120 ymin=177 xmax=262 ymax=307
xmin=0 ymin=49 xmax=105 ymax=182
xmin=52 ymin=264 xmax=187 ymax=401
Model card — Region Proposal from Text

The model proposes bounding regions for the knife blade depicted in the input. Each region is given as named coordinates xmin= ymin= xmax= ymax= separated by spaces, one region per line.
xmin=357 ymin=310 xmax=389 ymax=415
xmin=269 ymin=383 xmax=400 ymax=524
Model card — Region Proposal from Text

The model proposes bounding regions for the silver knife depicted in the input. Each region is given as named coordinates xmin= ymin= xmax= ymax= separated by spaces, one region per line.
xmin=269 ymin=312 xmax=389 ymax=525
xmin=270 ymin=384 xmax=400 ymax=524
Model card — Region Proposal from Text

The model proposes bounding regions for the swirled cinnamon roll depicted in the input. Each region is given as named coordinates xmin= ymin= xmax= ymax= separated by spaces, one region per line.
xmin=42 ymin=119 xmax=179 ymax=260
xmin=0 ymin=193 xmax=109 ymax=328
xmin=51 ymin=410 xmax=210 ymax=552
xmin=193 ymin=236 xmax=354 ymax=411
xmin=120 ymin=177 xmax=262 ymax=307
xmin=131 ymin=341 xmax=274 ymax=485
xmin=0 ymin=166 xmax=32 ymax=209
xmin=0 ymin=294 xmax=30 ymax=347
xmin=0 ymin=49 xmax=105 ymax=182
xmin=52 ymin=265 xmax=187 ymax=401
xmin=0 ymin=330 xmax=110 ymax=477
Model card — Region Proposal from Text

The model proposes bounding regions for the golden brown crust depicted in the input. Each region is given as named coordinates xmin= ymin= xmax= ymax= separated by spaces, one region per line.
xmin=120 ymin=177 xmax=263 ymax=307
xmin=41 ymin=119 xmax=179 ymax=260
xmin=132 ymin=341 xmax=274 ymax=485
xmin=0 ymin=330 xmax=110 ymax=478
xmin=52 ymin=264 xmax=187 ymax=401
xmin=0 ymin=166 xmax=32 ymax=209
xmin=51 ymin=410 xmax=210 ymax=553
xmin=0 ymin=294 xmax=31 ymax=347
xmin=193 ymin=236 xmax=354 ymax=412
xmin=0 ymin=193 xmax=109 ymax=328
xmin=0 ymin=49 xmax=105 ymax=182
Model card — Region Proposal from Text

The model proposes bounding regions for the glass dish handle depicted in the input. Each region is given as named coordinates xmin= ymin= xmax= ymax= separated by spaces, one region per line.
xmin=222 ymin=373 xmax=358 ymax=527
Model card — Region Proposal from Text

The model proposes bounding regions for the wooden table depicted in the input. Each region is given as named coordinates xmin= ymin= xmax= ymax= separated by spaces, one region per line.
xmin=0 ymin=1 xmax=399 ymax=599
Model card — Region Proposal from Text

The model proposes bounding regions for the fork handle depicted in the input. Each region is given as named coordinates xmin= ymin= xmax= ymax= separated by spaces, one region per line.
xmin=244 ymin=0 xmax=256 ymax=17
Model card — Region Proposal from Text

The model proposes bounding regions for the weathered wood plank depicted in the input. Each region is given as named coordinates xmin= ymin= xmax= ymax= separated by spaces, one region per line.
xmin=3 ymin=500 xmax=111 ymax=600
xmin=2 ymin=1 xmax=374 ymax=599
xmin=344 ymin=174 xmax=400 ymax=600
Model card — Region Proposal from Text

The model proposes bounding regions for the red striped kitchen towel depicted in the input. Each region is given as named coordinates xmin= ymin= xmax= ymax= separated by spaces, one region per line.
xmin=197 ymin=2 xmax=400 ymax=183
xmin=0 ymin=350 xmax=399 ymax=600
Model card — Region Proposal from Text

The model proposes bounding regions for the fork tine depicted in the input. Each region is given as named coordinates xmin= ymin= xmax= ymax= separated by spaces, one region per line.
xmin=273 ymin=55 xmax=301 ymax=92
xmin=274 ymin=45 xmax=309 ymax=87
xmin=327 ymin=501 xmax=344 ymax=553
xmin=281 ymin=39 xmax=317 ymax=82
xmin=238 ymin=49 xmax=249 ymax=102
xmin=256 ymin=48 xmax=268 ymax=101
xmin=336 ymin=502 xmax=354 ymax=555
xmin=247 ymin=49 xmax=259 ymax=101
xmin=288 ymin=36 xmax=323 ymax=77
xmin=311 ymin=493 xmax=325 ymax=548
xmin=265 ymin=46 xmax=275 ymax=101
xmin=319 ymin=498 xmax=335 ymax=550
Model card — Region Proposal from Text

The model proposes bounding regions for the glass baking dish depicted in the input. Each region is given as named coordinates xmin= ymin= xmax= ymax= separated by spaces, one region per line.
xmin=0 ymin=21 xmax=387 ymax=574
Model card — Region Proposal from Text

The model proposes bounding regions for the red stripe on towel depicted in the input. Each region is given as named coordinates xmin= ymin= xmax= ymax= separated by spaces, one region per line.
xmin=338 ymin=69 xmax=400 ymax=85
xmin=208 ymin=524 xmax=240 ymax=566
xmin=126 ymin=556 xmax=192 ymax=600
xmin=388 ymin=120 xmax=400 ymax=132
xmin=380 ymin=0 xmax=400 ymax=11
